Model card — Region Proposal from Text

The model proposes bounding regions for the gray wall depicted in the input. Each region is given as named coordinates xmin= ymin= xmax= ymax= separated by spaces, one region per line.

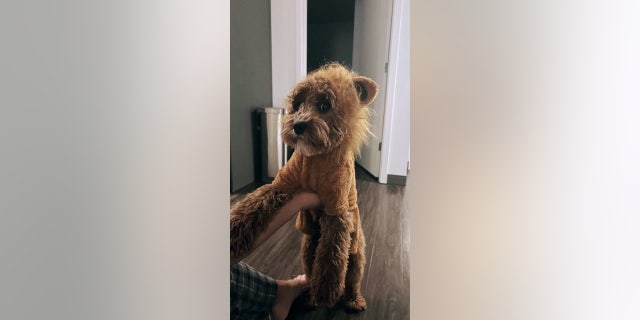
xmin=230 ymin=0 xmax=272 ymax=191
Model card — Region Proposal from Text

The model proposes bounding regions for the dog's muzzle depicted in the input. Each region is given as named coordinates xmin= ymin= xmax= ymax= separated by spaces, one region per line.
xmin=293 ymin=122 xmax=307 ymax=135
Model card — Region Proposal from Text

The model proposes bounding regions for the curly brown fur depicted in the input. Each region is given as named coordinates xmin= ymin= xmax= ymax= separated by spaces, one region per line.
xmin=284 ymin=63 xmax=376 ymax=311
xmin=229 ymin=184 xmax=290 ymax=264
xmin=301 ymin=232 xmax=319 ymax=277
xmin=308 ymin=213 xmax=352 ymax=307
xmin=229 ymin=63 xmax=377 ymax=312
xmin=281 ymin=63 xmax=375 ymax=157
xmin=342 ymin=224 xmax=367 ymax=312
xmin=295 ymin=209 xmax=318 ymax=235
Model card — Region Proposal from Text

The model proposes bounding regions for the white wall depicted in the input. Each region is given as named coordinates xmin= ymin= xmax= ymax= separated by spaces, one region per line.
xmin=270 ymin=0 xmax=306 ymax=108
xmin=381 ymin=0 xmax=410 ymax=180
xmin=410 ymin=0 xmax=640 ymax=319
xmin=352 ymin=0 xmax=394 ymax=178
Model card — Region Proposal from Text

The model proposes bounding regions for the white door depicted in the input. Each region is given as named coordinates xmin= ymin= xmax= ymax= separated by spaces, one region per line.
xmin=352 ymin=0 xmax=394 ymax=178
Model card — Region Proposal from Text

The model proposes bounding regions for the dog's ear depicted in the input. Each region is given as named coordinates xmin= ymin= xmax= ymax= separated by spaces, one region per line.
xmin=353 ymin=76 xmax=378 ymax=106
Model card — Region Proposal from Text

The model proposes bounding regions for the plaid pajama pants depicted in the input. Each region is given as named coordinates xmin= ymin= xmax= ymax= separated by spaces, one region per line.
xmin=230 ymin=262 xmax=277 ymax=320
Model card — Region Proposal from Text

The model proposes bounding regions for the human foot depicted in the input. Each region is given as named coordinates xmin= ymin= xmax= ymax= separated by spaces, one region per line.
xmin=270 ymin=274 xmax=307 ymax=320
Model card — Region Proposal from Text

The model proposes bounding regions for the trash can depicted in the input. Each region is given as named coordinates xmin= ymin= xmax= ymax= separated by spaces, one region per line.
xmin=256 ymin=107 xmax=288 ymax=183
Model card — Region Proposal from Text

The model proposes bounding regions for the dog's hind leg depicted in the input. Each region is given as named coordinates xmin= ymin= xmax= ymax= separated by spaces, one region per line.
xmin=230 ymin=184 xmax=290 ymax=264
xmin=299 ymin=210 xmax=320 ymax=277
xmin=308 ymin=213 xmax=351 ymax=307
xmin=299 ymin=230 xmax=319 ymax=308
xmin=342 ymin=234 xmax=367 ymax=312
xmin=301 ymin=233 xmax=318 ymax=277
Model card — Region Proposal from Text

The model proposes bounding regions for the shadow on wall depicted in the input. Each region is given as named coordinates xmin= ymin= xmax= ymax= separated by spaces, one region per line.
xmin=230 ymin=0 xmax=272 ymax=192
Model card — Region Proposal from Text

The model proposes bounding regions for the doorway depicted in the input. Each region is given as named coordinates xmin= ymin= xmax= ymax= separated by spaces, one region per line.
xmin=273 ymin=0 xmax=399 ymax=182
xmin=307 ymin=0 xmax=356 ymax=72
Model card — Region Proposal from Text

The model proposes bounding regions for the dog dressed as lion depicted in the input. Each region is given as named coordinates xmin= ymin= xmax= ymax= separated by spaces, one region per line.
xmin=230 ymin=63 xmax=378 ymax=312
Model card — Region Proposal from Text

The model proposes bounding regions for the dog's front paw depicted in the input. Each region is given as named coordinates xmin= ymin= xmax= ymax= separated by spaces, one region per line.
xmin=309 ymin=277 xmax=344 ymax=307
xmin=342 ymin=294 xmax=367 ymax=313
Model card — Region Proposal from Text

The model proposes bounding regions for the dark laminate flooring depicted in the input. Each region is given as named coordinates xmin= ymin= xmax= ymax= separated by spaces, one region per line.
xmin=231 ymin=166 xmax=410 ymax=320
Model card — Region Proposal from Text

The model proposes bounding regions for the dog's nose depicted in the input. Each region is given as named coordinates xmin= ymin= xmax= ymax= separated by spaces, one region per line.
xmin=293 ymin=122 xmax=307 ymax=135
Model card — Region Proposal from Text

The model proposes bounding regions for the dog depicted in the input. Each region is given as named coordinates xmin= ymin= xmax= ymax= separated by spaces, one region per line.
xmin=230 ymin=63 xmax=378 ymax=312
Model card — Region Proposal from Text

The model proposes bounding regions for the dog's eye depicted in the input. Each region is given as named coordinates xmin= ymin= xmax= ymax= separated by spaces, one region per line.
xmin=293 ymin=101 xmax=301 ymax=111
xmin=318 ymin=101 xmax=331 ymax=113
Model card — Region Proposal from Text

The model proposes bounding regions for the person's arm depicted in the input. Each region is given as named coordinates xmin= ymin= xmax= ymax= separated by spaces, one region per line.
xmin=231 ymin=191 xmax=321 ymax=265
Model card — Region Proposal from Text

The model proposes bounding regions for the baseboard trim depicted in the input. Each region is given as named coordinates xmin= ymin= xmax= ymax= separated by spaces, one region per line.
xmin=387 ymin=174 xmax=407 ymax=186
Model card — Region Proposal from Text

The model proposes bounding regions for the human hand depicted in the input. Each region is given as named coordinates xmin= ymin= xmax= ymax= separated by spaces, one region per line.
xmin=292 ymin=190 xmax=322 ymax=210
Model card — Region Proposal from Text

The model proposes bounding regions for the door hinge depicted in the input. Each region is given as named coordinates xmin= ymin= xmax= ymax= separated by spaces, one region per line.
xmin=378 ymin=142 xmax=382 ymax=151
xmin=384 ymin=62 xmax=388 ymax=73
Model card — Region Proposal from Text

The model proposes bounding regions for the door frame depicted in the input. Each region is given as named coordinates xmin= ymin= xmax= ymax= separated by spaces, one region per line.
xmin=273 ymin=0 xmax=402 ymax=184
xmin=379 ymin=0 xmax=407 ymax=184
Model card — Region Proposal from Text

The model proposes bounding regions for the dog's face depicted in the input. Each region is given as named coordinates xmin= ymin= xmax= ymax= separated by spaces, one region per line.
xmin=282 ymin=64 xmax=378 ymax=156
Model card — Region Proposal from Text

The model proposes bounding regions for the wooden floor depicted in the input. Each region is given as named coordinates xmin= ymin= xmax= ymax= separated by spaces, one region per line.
xmin=231 ymin=166 xmax=410 ymax=320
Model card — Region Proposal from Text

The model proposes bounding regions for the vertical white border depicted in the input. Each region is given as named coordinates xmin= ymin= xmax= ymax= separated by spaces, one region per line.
xmin=379 ymin=0 xmax=404 ymax=184
xmin=296 ymin=0 xmax=307 ymax=81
